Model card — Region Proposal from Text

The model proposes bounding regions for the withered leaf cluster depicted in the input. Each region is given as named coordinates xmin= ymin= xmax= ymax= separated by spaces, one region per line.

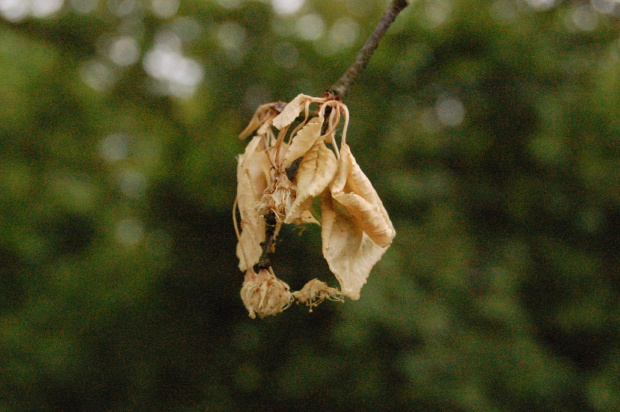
xmin=234 ymin=94 xmax=395 ymax=318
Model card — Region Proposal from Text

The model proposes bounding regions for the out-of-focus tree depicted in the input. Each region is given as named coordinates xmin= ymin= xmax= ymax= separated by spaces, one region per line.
xmin=0 ymin=0 xmax=618 ymax=410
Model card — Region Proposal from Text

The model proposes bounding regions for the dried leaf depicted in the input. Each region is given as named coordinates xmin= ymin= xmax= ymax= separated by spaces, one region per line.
xmin=299 ymin=209 xmax=320 ymax=225
xmin=239 ymin=135 xmax=264 ymax=167
xmin=321 ymin=192 xmax=389 ymax=300
xmin=241 ymin=268 xmax=293 ymax=319
xmin=282 ymin=115 xmax=323 ymax=169
xmin=320 ymin=144 xmax=395 ymax=299
xmin=292 ymin=278 xmax=343 ymax=312
xmin=330 ymin=144 xmax=395 ymax=248
xmin=257 ymin=120 xmax=273 ymax=137
xmin=272 ymin=94 xmax=308 ymax=130
xmin=239 ymin=103 xmax=278 ymax=139
xmin=236 ymin=136 xmax=272 ymax=271
xmin=238 ymin=110 xmax=261 ymax=140
xmin=284 ymin=139 xmax=337 ymax=224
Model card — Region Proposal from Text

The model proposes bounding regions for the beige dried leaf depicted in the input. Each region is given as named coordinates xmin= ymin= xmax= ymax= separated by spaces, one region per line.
xmin=330 ymin=144 xmax=395 ymax=248
xmin=272 ymin=94 xmax=309 ymax=130
xmin=282 ymin=115 xmax=323 ymax=169
xmin=292 ymin=278 xmax=343 ymax=312
xmin=239 ymin=134 xmax=263 ymax=165
xmin=320 ymin=144 xmax=395 ymax=300
xmin=260 ymin=174 xmax=294 ymax=221
xmin=238 ymin=103 xmax=280 ymax=140
xmin=257 ymin=120 xmax=273 ymax=138
xmin=284 ymin=139 xmax=338 ymax=224
xmin=299 ymin=209 xmax=320 ymax=225
xmin=238 ymin=110 xmax=262 ymax=140
xmin=321 ymin=192 xmax=389 ymax=300
xmin=257 ymin=141 xmax=294 ymax=221
xmin=241 ymin=268 xmax=293 ymax=319
xmin=236 ymin=136 xmax=272 ymax=271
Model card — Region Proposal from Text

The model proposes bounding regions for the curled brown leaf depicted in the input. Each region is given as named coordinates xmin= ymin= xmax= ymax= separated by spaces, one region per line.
xmin=330 ymin=144 xmax=395 ymax=248
xmin=236 ymin=136 xmax=272 ymax=271
xmin=321 ymin=191 xmax=390 ymax=300
xmin=285 ymin=139 xmax=338 ymax=224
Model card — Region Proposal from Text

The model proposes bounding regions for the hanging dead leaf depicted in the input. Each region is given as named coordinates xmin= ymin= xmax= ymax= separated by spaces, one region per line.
xmin=285 ymin=139 xmax=338 ymax=224
xmin=321 ymin=191 xmax=390 ymax=300
xmin=298 ymin=209 xmax=320 ymax=225
xmin=293 ymin=278 xmax=343 ymax=312
xmin=330 ymin=144 xmax=395 ymax=248
xmin=238 ymin=103 xmax=282 ymax=140
xmin=320 ymin=143 xmax=395 ymax=300
xmin=272 ymin=94 xmax=309 ymax=130
xmin=238 ymin=112 xmax=261 ymax=140
xmin=282 ymin=115 xmax=323 ymax=169
xmin=236 ymin=136 xmax=272 ymax=271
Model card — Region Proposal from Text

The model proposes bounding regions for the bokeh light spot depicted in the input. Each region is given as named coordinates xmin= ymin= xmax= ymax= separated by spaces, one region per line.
xmin=115 ymin=218 xmax=144 ymax=246
xmin=489 ymin=0 xmax=518 ymax=21
xmin=107 ymin=0 xmax=135 ymax=17
xmin=117 ymin=169 xmax=147 ymax=198
xmin=80 ymin=59 xmax=116 ymax=90
xmin=422 ymin=0 xmax=452 ymax=28
xmin=571 ymin=6 xmax=599 ymax=31
xmin=31 ymin=0 xmax=64 ymax=17
xmin=151 ymin=0 xmax=178 ymax=18
xmin=591 ymin=0 xmax=617 ymax=15
xmin=171 ymin=16 xmax=202 ymax=42
xmin=70 ymin=0 xmax=97 ymax=13
xmin=217 ymin=21 xmax=246 ymax=51
xmin=108 ymin=36 xmax=140 ymax=66
xmin=436 ymin=97 xmax=465 ymax=127
xmin=328 ymin=17 xmax=360 ymax=49
xmin=154 ymin=29 xmax=181 ymax=50
xmin=99 ymin=134 xmax=130 ymax=162
xmin=525 ymin=0 xmax=559 ymax=10
xmin=296 ymin=13 xmax=324 ymax=41
xmin=272 ymin=0 xmax=304 ymax=15
xmin=143 ymin=40 xmax=204 ymax=98
xmin=0 ymin=0 xmax=29 ymax=22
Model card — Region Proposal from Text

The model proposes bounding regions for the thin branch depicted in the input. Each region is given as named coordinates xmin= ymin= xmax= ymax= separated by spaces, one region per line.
xmin=328 ymin=0 xmax=409 ymax=99
xmin=257 ymin=211 xmax=277 ymax=270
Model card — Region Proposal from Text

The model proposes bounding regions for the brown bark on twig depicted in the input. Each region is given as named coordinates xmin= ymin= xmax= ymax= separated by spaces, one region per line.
xmin=328 ymin=0 xmax=409 ymax=99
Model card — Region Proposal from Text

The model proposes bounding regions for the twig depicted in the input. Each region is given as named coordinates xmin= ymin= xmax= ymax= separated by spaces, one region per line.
xmin=328 ymin=0 xmax=409 ymax=99
xmin=257 ymin=211 xmax=277 ymax=270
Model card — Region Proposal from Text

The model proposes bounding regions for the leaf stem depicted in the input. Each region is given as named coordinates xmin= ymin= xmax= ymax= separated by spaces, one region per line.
xmin=328 ymin=0 xmax=409 ymax=99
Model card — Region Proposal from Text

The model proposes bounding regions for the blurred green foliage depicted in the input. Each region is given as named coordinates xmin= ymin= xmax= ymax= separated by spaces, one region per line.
xmin=0 ymin=0 xmax=619 ymax=410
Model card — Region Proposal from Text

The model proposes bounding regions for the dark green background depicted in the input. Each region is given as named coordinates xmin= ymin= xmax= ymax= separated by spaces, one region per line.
xmin=1 ymin=0 xmax=619 ymax=410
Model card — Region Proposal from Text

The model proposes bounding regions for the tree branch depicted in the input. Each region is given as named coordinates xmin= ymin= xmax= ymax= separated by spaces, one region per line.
xmin=328 ymin=0 xmax=409 ymax=99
